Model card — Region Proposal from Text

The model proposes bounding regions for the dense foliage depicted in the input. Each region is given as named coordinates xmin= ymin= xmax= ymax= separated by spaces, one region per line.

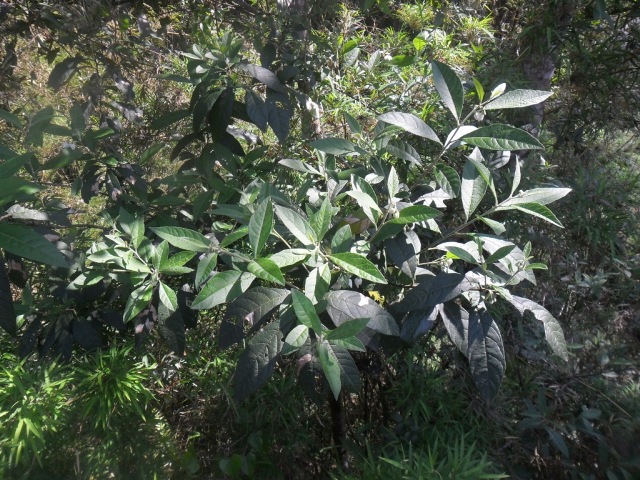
xmin=0 ymin=1 xmax=638 ymax=478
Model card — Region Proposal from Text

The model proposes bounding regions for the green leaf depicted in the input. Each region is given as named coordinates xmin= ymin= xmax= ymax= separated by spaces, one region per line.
xmin=238 ymin=63 xmax=287 ymax=93
xmin=384 ymin=140 xmax=422 ymax=166
xmin=274 ymin=205 xmax=317 ymax=247
xmin=0 ymin=178 xmax=43 ymax=207
xmin=0 ymin=109 xmax=23 ymax=129
xmin=318 ymin=340 xmax=341 ymax=400
xmin=377 ymin=112 xmax=441 ymax=144
xmin=0 ymin=253 xmax=16 ymax=335
xmin=484 ymin=89 xmax=553 ymax=110
xmin=150 ymin=226 xmax=210 ymax=252
xmin=310 ymin=197 xmax=333 ymax=241
xmin=472 ymin=77 xmax=485 ymax=102
xmin=195 ymin=252 xmax=217 ymax=288
xmin=325 ymin=318 xmax=369 ymax=340
xmin=245 ymin=90 xmax=269 ymax=132
xmin=467 ymin=154 xmax=498 ymax=204
xmin=150 ymin=109 xmax=190 ymax=129
xmin=278 ymin=158 xmax=320 ymax=175
xmin=0 ymin=224 xmax=68 ymax=268
xmin=249 ymin=198 xmax=274 ymax=257
xmin=140 ymin=143 xmax=166 ymax=164
xmin=220 ymin=226 xmax=249 ymax=248
xmin=346 ymin=190 xmax=382 ymax=214
xmin=478 ymin=216 xmax=506 ymax=235
xmin=461 ymin=124 xmax=543 ymax=150
xmin=330 ymin=225 xmax=353 ymax=254
xmin=435 ymin=163 xmax=461 ymax=198
xmin=282 ymin=324 xmax=309 ymax=355
xmin=118 ymin=208 xmax=145 ymax=249
xmin=292 ymin=289 xmax=324 ymax=334
xmin=325 ymin=290 xmax=399 ymax=336
xmin=431 ymin=60 xmax=464 ymax=121
xmin=47 ymin=56 xmax=83 ymax=91
xmin=394 ymin=272 xmax=470 ymax=313
xmin=507 ymin=296 xmax=568 ymax=361
xmin=310 ymin=137 xmax=359 ymax=156
xmin=192 ymin=271 xmax=255 ymax=309
xmin=329 ymin=252 xmax=387 ymax=284
xmin=502 ymin=187 xmax=572 ymax=207
xmin=333 ymin=345 xmax=361 ymax=393
xmin=247 ymin=258 xmax=285 ymax=286
xmin=233 ymin=321 xmax=283 ymax=402
xmin=485 ymin=245 xmax=516 ymax=265
xmin=442 ymin=245 xmax=482 ymax=265
xmin=461 ymin=159 xmax=488 ymax=220
xmin=510 ymin=203 xmax=564 ymax=227
xmin=387 ymin=205 xmax=441 ymax=224
xmin=268 ymin=248 xmax=310 ymax=268
xmin=305 ymin=263 xmax=331 ymax=303
xmin=124 ymin=282 xmax=153 ymax=322
xmin=468 ymin=310 xmax=506 ymax=402
xmin=387 ymin=166 xmax=399 ymax=199
xmin=159 ymin=281 xmax=178 ymax=312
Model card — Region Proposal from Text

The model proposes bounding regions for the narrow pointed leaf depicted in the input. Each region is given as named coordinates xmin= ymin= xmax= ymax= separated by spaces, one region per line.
xmin=435 ymin=164 xmax=461 ymax=198
xmin=461 ymin=124 xmax=543 ymax=150
xmin=124 ymin=282 xmax=153 ymax=322
xmin=159 ymin=281 xmax=178 ymax=312
xmin=384 ymin=140 xmax=422 ymax=166
xmin=507 ymin=295 xmax=568 ymax=360
xmin=310 ymin=197 xmax=333 ymax=240
xmin=484 ymin=89 xmax=552 ymax=110
xmin=247 ymin=258 xmax=285 ymax=285
xmin=0 ymin=224 xmax=68 ymax=268
xmin=329 ymin=252 xmax=387 ymax=284
xmin=461 ymin=159 xmax=488 ymax=219
xmin=195 ymin=252 xmax=217 ymax=288
xmin=282 ymin=324 xmax=309 ymax=355
xmin=233 ymin=321 xmax=283 ymax=402
xmin=192 ymin=271 xmax=255 ymax=309
xmin=249 ymin=198 xmax=273 ymax=257
xmin=502 ymin=187 xmax=572 ymax=207
xmin=388 ymin=205 xmax=441 ymax=224
xmin=431 ymin=60 xmax=464 ymax=121
xmin=274 ymin=205 xmax=317 ymax=246
xmin=325 ymin=318 xmax=369 ymax=340
xmin=333 ymin=345 xmax=361 ymax=393
xmin=467 ymin=310 xmax=506 ymax=402
xmin=512 ymin=203 xmax=564 ymax=227
xmin=377 ymin=112 xmax=441 ymax=144
xmin=150 ymin=226 xmax=210 ymax=252
xmin=318 ymin=340 xmax=342 ymax=399
xmin=305 ymin=264 xmax=331 ymax=303
xmin=292 ymin=288 xmax=323 ymax=333
xmin=310 ymin=137 xmax=359 ymax=156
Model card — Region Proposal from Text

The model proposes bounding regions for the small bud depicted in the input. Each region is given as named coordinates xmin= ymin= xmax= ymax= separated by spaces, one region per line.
xmin=474 ymin=110 xmax=485 ymax=121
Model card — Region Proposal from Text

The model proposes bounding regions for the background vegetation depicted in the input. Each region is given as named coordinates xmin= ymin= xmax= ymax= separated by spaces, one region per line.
xmin=0 ymin=1 xmax=638 ymax=478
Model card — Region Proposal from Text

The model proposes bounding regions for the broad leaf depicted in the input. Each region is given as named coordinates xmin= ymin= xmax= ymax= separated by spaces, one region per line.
xmin=385 ymin=231 xmax=419 ymax=279
xmin=510 ymin=203 xmax=564 ymax=227
xmin=0 ymin=153 xmax=34 ymax=178
xmin=329 ymin=252 xmax=387 ymax=284
xmin=192 ymin=271 xmax=255 ymax=309
xmin=400 ymin=308 xmax=438 ymax=343
xmin=431 ymin=60 xmax=464 ymax=121
xmin=274 ymin=205 xmax=317 ymax=247
xmin=325 ymin=290 xmax=399 ymax=336
xmin=268 ymin=248 xmax=310 ymax=268
xmin=292 ymin=289 xmax=324 ymax=333
xmin=507 ymin=296 xmax=569 ymax=361
xmin=484 ymin=89 xmax=552 ymax=110
xmin=150 ymin=226 xmax=210 ymax=252
xmin=158 ymin=302 xmax=185 ymax=356
xmin=461 ymin=159 xmax=488 ymax=219
xmin=461 ymin=124 xmax=543 ymax=150
xmin=249 ymin=198 xmax=274 ymax=257
xmin=233 ymin=321 xmax=283 ymax=402
xmin=0 ymin=224 xmax=68 ymax=268
xmin=0 ymin=178 xmax=43 ymax=206
xmin=330 ymin=225 xmax=353 ymax=254
xmin=377 ymin=112 xmax=441 ymax=144
xmin=346 ymin=190 xmax=382 ymax=214
xmin=245 ymin=90 xmax=269 ymax=132
xmin=0 ymin=109 xmax=23 ymax=129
